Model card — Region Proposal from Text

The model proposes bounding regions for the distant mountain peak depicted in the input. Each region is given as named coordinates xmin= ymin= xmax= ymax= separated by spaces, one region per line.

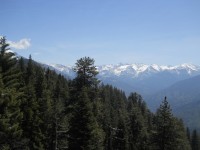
xmin=96 ymin=63 xmax=200 ymax=76
xmin=47 ymin=63 xmax=200 ymax=77
xmin=41 ymin=62 xmax=200 ymax=105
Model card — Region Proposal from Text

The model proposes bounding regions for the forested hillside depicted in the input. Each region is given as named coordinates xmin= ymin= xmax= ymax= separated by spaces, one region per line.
xmin=0 ymin=37 xmax=198 ymax=149
xmin=148 ymin=75 xmax=200 ymax=132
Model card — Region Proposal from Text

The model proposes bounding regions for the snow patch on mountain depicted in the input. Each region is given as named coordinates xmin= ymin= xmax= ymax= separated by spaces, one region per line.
xmin=46 ymin=63 xmax=200 ymax=83
xmin=97 ymin=63 xmax=200 ymax=77
xmin=47 ymin=63 xmax=200 ymax=78
xmin=45 ymin=62 xmax=200 ymax=97
xmin=47 ymin=64 xmax=75 ymax=77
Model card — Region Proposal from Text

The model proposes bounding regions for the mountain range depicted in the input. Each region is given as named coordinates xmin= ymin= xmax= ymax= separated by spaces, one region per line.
xmin=44 ymin=62 xmax=200 ymax=130
xmin=47 ymin=63 xmax=200 ymax=96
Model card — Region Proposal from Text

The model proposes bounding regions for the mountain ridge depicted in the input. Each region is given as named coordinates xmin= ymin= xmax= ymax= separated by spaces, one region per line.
xmin=147 ymin=74 xmax=200 ymax=130
xmin=45 ymin=63 xmax=200 ymax=96
xmin=47 ymin=63 xmax=200 ymax=78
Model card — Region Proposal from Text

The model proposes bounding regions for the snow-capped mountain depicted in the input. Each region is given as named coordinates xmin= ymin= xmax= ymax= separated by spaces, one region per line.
xmin=48 ymin=63 xmax=200 ymax=78
xmin=97 ymin=63 xmax=200 ymax=77
xmin=47 ymin=63 xmax=200 ymax=96
xmin=49 ymin=64 xmax=76 ymax=78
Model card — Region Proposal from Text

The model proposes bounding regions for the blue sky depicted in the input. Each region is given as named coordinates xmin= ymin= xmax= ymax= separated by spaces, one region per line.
xmin=1 ymin=0 xmax=200 ymax=65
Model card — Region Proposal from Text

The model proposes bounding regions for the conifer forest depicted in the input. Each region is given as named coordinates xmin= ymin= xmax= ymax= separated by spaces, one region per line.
xmin=0 ymin=37 xmax=200 ymax=150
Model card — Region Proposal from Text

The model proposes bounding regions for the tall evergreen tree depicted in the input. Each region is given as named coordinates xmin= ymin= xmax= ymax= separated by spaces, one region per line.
xmin=68 ymin=57 xmax=104 ymax=149
xmin=154 ymin=97 xmax=176 ymax=150
xmin=154 ymin=97 xmax=191 ymax=150
xmin=35 ymin=66 xmax=52 ymax=149
xmin=22 ymin=56 xmax=45 ymax=149
xmin=68 ymin=87 xmax=104 ymax=150
xmin=0 ymin=37 xmax=24 ymax=149
xmin=73 ymin=57 xmax=99 ymax=90
xmin=50 ymin=74 xmax=69 ymax=150
xmin=127 ymin=92 xmax=149 ymax=150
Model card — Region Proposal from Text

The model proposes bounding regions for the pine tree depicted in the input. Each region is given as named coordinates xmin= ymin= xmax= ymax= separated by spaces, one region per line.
xmin=154 ymin=97 xmax=191 ymax=150
xmin=112 ymin=115 xmax=128 ymax=150
xmin=154 ymin=97 xmax=176 ymax=150
xmin=0 ymin=88 xmax=23 ymax=149
xmin=111 ymin=90 xmax=128 ymax=150
xmin=51 ymin=75 xmax=69 ymax=150
xmin=127 ymin=92 xmax=149 ymax=150
xmin=73 ymin=57 xmax=99 ymax=90
xmin=68 ymin=87 xmax=104 ymax=150
xmin=35 ymin=66 xmax=52 ymax=149
xmin=98 ymin=85 xmax=130 ymax=150
xmin=22 ymin=56 xmax=45 ymax=149
xmin=0 ymin=37 xmax=24 ymax=149
xmin=98 ymin=85 xmax=114 ymax=150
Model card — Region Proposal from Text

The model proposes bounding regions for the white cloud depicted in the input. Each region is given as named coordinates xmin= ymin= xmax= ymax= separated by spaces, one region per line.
xmin=8 ymin=38 xmax=31 ymax=50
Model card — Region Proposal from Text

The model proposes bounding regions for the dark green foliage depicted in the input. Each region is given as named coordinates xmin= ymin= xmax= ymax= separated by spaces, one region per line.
xmin=69 ymin=57 xmax=105 ymax=149
xmin=68 ymin=87 xmax=104 ymax=150
xmin=127 ymin=92 xmax=149 ymax=150
xmin=153 ymin=97 xmax=191 ymax=150
xmin=20 ymin=56 xmax=44 ymax=149
xmin=73 ymin=56 xmax=99 ymax=89
xmin=0 ymin=37 xmax=24 ymax=149
xmin=0 ymin=89 xmax=23 ymax=149
xmin=98 ymin=85 xmax=127 ymax=150
xmin=154 ymin=97 xmax=176 ymax=149
xmin=0 ymin=40 xmax=192 ymax=150
xmin=51 ymin=74 xmax=69 ymax=150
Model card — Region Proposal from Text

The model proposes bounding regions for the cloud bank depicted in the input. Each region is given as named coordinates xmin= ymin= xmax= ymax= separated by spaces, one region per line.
xmin=8 ymin=38 xmax=31 ymax=50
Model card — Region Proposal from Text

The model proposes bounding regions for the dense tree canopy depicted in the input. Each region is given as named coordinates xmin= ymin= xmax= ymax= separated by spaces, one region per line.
xmin=0 ymin=38 xmax=195 ymax=149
